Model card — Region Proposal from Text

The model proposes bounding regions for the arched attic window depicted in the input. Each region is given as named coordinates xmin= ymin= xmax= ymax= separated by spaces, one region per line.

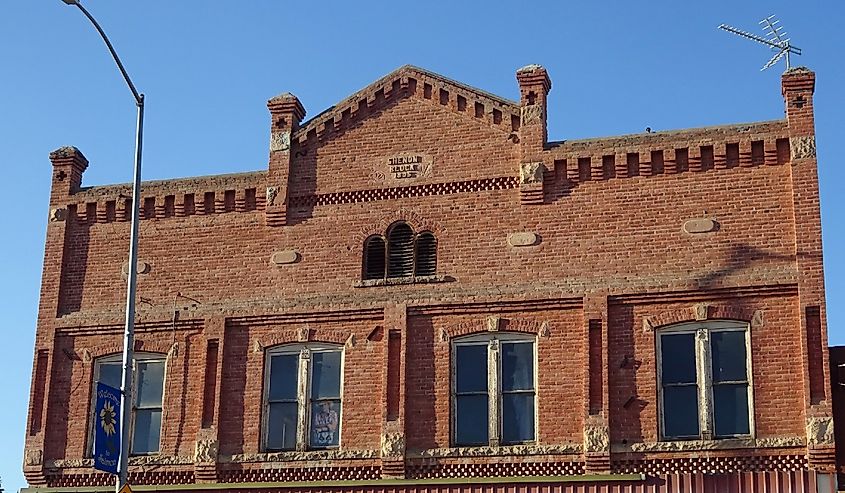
xmin=387 ymin=222 xmax=415 ymax=278
xmin=363 ymin=236 xmax=386 ymax=280
xmin=414 ymin=232 xmax=437 ymax=276
xmin=361 ymin=222 xmax=438 ymax=281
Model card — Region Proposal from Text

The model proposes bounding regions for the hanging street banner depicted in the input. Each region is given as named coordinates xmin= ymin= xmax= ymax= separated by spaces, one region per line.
xmin=94 ymin=381 xmax=122 ymax=474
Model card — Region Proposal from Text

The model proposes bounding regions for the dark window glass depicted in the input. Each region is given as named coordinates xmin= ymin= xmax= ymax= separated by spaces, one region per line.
xmin=713 ymin=383 xmax=750 ymax=436
xmin=501 ymin=342 xmax=535 ymax=443
xmin=98 ymin=362 xmax=122 ymax=389
xmin=267 ymin=353 xmax=300 ymax=451
xmin=131 ymin=409 xmax=162 ymax=454
xmin=711 ymin=331 xmax=747 ymax=382
xmin=502 ymin=393 xmax=534 ymax=443
xmin=661 ymin=333 xmax=699 ymax=438
xmin=310 ymin=351 xmax=342 ymax=449
xmin=455 ymin=394 xmax=488 ymax=445
xmin=456 ymin=345 xmax=487 ymax=393
xmin=269 ymin=354 xmax=298 ymax=400
xmin=136 ymin=361 xmax=164 ymax=408
xmin=455 ymin=343 xmax=489 ymax=446
xmin=414 ymin=232 xmax=437 ymax=276
xmin=266 ymin=402 xmax=298 ymax=451
xmin=663 ymin=386 xmax=700 ymax=438
xmin=311 ymin=351 xmax=341 ymax=399
xmin=132 ymin=360 xmax=164 ymax=454
xmin=363 ymin=236 xmax=386 ymax=280
xmin=96 ymin=358 xmax=164 ymax=455
xmin=661 ymin=333 xmax=696 ymax=384
xmin=502 ymin=342 xmax=534 ymax=391
xmin=711 ymin=330 xmax=750 ymax=437
xmin=387 ymin=223 xmax=414 ymax=278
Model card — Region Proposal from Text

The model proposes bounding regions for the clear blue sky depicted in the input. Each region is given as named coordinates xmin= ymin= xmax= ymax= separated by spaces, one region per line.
xmin=1 ymin=1 xmax=843 ymax=490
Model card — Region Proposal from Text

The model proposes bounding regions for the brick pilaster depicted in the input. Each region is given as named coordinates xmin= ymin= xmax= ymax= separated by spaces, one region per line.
xmin=782 ymin=67 xmax=834 ymax=471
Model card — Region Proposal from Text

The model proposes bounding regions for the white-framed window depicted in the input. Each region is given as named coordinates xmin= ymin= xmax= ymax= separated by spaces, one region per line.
xmin=90 ymin=352 xmax=166 ymax=455
xmin=452 ymin=332 xmax=536 ymax=446
xmin=263 ymin=343 xmax=343 ymax=451
xmin=657 ymin=320 xmax=754 ymax=440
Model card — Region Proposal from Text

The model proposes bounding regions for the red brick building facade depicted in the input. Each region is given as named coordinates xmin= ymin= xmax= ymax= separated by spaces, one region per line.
xmin=23 ymin=65 xmax=837 ymax=492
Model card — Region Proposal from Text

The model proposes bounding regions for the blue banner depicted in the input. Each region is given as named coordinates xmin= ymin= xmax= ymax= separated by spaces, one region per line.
xmin=94 ymin=381 xmax=122 ymax=475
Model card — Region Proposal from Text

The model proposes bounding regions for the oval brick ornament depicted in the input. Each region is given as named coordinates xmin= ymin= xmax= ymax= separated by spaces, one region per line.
xmin=121 ymin=260 xmax=151 ymax=276
xmin=508 ymin=232 xmax=539 ymax=247
xmin=683 ymin=218 xmax=718 ymax=234
xmin=271 ymin=250 xmax=299 ymax=265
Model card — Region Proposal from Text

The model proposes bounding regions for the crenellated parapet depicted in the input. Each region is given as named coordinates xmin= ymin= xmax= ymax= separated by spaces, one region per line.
xmin=536 ymin=120 xmax=791 ymax=202
xmin=57 ymin=171 xmax=267 ymax=225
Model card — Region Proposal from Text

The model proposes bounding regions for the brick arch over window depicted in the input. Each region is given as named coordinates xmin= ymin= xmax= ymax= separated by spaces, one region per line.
xmin=354 ymin=209 xmax=443 ymax=244
xmin=643 ymin=303 xmax=763 ymax=332
xmin=255 ymin=330 xmax=354 ymax=353
xmin=84 ymin=339 xmax=175 ymax=361
xmin=441 ymin=316 xmax=550 ymax=341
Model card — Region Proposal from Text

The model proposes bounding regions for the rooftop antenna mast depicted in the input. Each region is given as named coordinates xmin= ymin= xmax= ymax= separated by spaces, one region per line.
xmin=719 ymin=15 xmax=802 ymax=71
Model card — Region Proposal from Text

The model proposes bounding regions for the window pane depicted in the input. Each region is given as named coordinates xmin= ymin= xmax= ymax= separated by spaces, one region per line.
xmin=266 ymin=402 xmax=298 ymax=451
xmin=714 ymin=384 xmax=750 ymax=436
xmin=502 ymin=393 xmax=535 ymax=443
xmin=711 ymin=331 xmax=748 ymax=383
xmin=311 ymin=351 xmax=341 ymax=399
xmin=98 ymin=362 xmax=122 ymax=389
xmin=310 ymin=400 xmax=341 ymax=448
xmin=663 ymin=386 xmax=699 ymax=438
xmin=455 ymin=394 xmax=488 ymax=445
xmin=131 ymin=409 xmax=161 ymax=454
xmin=456 ymin=345 xmax=487 ymax=393
xmin=661 ymin=333 xmax=696 ymax=385
xmin=269 ymin=354 xmax=298 ymax=401
xmin=502 ymin=342 xmax=534 ymax=391
xmin=136 ymin=361 xmax=164 ymax=407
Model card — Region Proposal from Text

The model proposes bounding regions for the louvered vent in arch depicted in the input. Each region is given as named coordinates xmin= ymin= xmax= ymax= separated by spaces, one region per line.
xmin=414 ymin=232 xmax=437 ymax=276
xmin=387 ymin=223 xmax=414 ymax=278
xmin=363 ymin=236 xmax=386 ymax=280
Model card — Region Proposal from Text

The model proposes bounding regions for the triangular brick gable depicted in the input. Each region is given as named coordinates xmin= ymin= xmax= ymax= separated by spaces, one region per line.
xmin=291 ymin=65 xmax=521 ymax=146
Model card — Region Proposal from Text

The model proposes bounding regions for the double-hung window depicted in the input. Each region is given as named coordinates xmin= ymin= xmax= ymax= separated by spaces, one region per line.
xmin=453 ymin=333 xmax=536 ymax=446
xmin=264 ymin=344 xmax=343 ymax=451
xmin=92 ymin=353 xmax=166 ymax=455
xmin=658 ymin=320 xmax=753 ymax=440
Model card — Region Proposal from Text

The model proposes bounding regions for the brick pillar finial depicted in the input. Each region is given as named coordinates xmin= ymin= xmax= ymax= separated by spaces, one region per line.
xmin=516 ymin=65 xmax=551 ymax=205
xmin=265 ymin=93 xmax=306 ymax=227
xmin=48 ymin=146 xmax=88 ymax=205
xmin=516 ymin=64 xmax=551 ymax=152
xmin=782 ymin=67 xmax=816 ymax=152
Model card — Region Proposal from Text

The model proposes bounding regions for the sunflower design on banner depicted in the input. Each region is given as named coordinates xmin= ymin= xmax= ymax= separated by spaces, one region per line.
xmin=94 ymin=381 xmax=121 ymax=474
xmin=100 ymin=401 xmax=117 ymax=436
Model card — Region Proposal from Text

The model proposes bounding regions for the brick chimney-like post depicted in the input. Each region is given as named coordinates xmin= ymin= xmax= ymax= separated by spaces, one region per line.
xmin=516 ymin=65 xmax=551 ymax=205
xmin=48 ymin=146 xmax=88 ymax=207
xmin=266 ymin=93 xmax=305 ymax=227
xmin=782 ymin=68 xmax=834 ymax=473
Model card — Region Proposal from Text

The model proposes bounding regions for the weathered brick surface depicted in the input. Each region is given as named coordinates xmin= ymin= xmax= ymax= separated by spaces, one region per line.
xmin=22 ymin=65 xmax=833 ymax=488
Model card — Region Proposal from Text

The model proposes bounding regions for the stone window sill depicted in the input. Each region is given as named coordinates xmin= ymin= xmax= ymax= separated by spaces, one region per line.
xmin=354 ymin=275 xmax=452 ymax=288
xmin=407 ymin=443 xmax=582 ymax=458
xmin=611 ymin=436 xmax=804 ymax=453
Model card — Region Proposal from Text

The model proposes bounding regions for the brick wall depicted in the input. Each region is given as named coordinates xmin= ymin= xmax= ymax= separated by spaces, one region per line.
xmin=22 ymin=65 xmax=832 ymax=487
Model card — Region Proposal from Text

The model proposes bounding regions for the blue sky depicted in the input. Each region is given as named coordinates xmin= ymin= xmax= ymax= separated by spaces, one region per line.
xmin=1 ymin=1 xmax=843 ymax=489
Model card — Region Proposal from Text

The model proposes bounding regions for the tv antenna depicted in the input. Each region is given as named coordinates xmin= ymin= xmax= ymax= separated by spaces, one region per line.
xmin=719 ymin=15 xmax=802 ymax=71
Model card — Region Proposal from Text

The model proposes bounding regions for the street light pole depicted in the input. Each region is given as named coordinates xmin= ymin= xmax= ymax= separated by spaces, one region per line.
xmin=60 ymin=2 xmax=144 ymax=490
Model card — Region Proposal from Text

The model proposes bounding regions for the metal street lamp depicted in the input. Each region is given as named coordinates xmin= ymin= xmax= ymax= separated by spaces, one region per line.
xmin=59 ymin=1 xmax=144 ymax=490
